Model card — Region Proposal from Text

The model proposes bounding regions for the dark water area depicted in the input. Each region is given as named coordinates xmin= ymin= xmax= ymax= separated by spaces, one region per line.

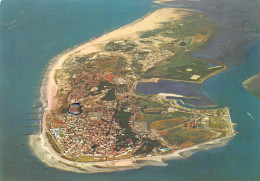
xmin=136 ymin=80 xmax=216 ymax=106
xmin=0 ymin=0 xmax=259 ymax=180
xmin=190 ymin=41 xmax=260 ymax=181
xmin=164 ymin=0 xmax=260 ymax=67
xmin=137 ymin=80 xmax=201 ymax=97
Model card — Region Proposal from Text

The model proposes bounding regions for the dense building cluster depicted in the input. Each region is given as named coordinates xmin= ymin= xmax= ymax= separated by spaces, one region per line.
xmin=48 ymin=110 xmax=138 ymax=159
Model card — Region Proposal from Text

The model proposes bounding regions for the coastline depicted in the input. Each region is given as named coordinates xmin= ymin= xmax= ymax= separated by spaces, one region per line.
xmin=29 ymin=129 xmax=235 ymax=173
xmin=44 ymin=8 xmax=189 ymax=110
xmin=29 ymin=8 xmax=236 ymax=173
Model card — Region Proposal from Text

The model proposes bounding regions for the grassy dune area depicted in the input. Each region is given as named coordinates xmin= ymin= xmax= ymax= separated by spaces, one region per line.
xmin=142 ymin=54 xmax=224 ymax=82
xmin=138 ymin=97 xmax=167 ymax=108
xmin=140 ymin=12 xmax=225 ymax=83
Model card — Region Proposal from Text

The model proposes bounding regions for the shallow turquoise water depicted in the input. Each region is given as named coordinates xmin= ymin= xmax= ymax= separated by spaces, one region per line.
xmin=0 ymin=0 xmax=259 ymax=180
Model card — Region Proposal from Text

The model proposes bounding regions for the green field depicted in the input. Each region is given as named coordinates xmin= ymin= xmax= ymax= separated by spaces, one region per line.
xmin=141 ymin=111 xmax=192 ymax=123
xmin=160 ymin=127 xmax=214 ymax=146
xmin=142 ymin=54 xmax=224 ymax=82
xmin=151 ymin=118 xmax=185 ymax=131
xmin=138 ymin=98 xmax=166 ymax=108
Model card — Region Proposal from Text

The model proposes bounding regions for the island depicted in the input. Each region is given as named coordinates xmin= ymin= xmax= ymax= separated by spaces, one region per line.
xmin=30 ymin=8 xmax=236 ymax=173
xmin=243 ymin=73 xmax=260 ymax=99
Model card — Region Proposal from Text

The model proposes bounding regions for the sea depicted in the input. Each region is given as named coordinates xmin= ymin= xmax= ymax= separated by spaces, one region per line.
xmin=0 ymin=0 xmax=259 ymax=180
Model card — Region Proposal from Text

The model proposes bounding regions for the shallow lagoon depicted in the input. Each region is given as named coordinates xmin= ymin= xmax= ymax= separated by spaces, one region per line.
xmin=137 ymin=80 xmax=201 ymax=97
xmin=136 ymin=80 xmax=216 ymax=106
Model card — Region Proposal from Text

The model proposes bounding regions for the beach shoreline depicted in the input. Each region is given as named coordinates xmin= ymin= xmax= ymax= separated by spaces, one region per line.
xmin=29 ymin=129 xmax=235 ymax=173
xmin=153 ymin=0 xmax=175 ymax=5
xmin=29 ymin=7 xmax=236 ymax=173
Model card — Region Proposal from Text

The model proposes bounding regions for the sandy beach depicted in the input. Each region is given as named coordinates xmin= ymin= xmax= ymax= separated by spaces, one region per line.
xmin=29 ymin=130 xmax=235 ymax=173
xmin=30 ymin=109 xmax=235 ymax=173
xmin=157 ymin=93 xmax=184 ymax=98
xmin=153 ymin=0 xmax=176 ymax=5
xmin=29 ymin=7 xmax=235 ymax=173
xmin=153 ymin=0 xmax=201 ymax=5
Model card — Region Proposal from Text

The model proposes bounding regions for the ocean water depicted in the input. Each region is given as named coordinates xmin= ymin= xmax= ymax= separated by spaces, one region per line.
xmin=0 ymin=0 xmax=259 ymax=181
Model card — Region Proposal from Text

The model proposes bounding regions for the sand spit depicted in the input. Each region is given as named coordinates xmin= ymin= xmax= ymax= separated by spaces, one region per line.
xmin=29 ymin=8 xmax=235 ymax=173
xmin=242 ymin=73 xmax=260 ymax=99
xmin=157 ymin=93 xmax=184 ymax=98
xmin=153 ymin=0 xmax=176 ymax=5
xmin=153 ymin=0 xmax=201 ymax=5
